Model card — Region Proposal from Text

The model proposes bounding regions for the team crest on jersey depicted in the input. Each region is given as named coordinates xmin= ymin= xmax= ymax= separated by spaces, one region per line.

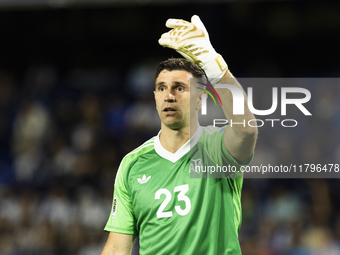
xmin=138 ymin=174 xmax=151 ymax=184
xmin=112 ymin=195 xmax=117 ymax=218
xmin=190 ymin=159 xmax=203 ymax=174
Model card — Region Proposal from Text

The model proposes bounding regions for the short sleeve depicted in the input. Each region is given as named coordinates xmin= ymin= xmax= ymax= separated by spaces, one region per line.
xmin=104 ymin=159 xmax=137 ymax=235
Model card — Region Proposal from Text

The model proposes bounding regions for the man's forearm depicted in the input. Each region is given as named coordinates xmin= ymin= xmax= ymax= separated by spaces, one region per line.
xmin=100 ymin=232 xmax=134 ymax=255
xmin=215 ymin=69 xmax=258 ymax=137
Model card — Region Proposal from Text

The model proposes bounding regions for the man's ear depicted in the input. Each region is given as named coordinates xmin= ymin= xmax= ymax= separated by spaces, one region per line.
xmin=196 ymin=89 xmax=206 ymax=111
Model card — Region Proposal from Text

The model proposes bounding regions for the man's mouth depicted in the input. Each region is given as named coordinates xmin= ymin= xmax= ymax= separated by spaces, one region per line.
xmin=163 ymin=107 xmax=177 ymax=114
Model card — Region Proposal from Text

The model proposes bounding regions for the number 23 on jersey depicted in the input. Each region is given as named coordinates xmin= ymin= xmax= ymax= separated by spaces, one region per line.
xmin=155 ymin=184 xmax=191 ymax=218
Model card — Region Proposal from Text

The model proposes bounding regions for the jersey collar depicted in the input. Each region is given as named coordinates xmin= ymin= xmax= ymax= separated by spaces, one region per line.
xmin=154 ymin=125 xmax=203 ymax=163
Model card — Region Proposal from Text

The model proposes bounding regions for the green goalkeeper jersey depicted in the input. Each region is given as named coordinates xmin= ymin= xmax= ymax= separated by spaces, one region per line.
xmin=105 ymin=125 xmax=251 ymax=255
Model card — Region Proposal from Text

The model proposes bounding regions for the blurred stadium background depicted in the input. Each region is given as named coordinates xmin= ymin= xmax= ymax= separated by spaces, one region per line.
xmin=0 ymin=0 xmax=340 ymax=254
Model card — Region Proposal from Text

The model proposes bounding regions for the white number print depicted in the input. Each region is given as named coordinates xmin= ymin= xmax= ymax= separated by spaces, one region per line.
xmin=174 ymin=184 xmax=191 ymax=216
xmin=155 ymin=184 xmax=191 ymax=218
xmin=155 ymin=189 xmax=173 ymax=218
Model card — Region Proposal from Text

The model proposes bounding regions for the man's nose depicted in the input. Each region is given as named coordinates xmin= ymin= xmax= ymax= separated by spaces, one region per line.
xmin=164 ymin=90 xmax=175 ymax=102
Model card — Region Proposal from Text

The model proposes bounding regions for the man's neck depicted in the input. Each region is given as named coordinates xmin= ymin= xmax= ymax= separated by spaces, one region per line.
xmin=159 ymin=122 xmax=198 ymax=153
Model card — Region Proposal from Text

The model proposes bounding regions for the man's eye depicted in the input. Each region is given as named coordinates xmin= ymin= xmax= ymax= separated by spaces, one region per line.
xmin=177 ymin=87 xmax=184 ymax=92
xmin=159 ymin=87 xmax=165 ymax=91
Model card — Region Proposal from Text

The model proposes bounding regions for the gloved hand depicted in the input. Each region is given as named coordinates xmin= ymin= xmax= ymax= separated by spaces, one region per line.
xmin=159 ymin=15 xmax=228 ymax=85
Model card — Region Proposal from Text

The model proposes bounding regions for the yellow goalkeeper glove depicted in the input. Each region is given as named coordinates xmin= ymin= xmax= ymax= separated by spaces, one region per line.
xmin=159 ymin=15 xmax=228 ymax=85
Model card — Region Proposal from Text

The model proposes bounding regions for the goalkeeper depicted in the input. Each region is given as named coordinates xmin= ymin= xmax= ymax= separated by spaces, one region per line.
xmin=101 ymin=15 xmax=257 ymax=255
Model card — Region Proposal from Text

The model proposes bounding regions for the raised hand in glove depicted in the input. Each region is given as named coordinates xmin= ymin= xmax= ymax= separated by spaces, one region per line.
xmin=159 ymin=15 xmax=228 ymax=85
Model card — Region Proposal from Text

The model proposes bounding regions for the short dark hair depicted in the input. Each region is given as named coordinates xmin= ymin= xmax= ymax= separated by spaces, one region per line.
xmin=155 ymin=58 xmax=207 ymax=82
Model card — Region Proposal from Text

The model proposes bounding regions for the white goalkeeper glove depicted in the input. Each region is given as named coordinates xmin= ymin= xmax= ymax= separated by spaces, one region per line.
xmin=159 ymin=15 xmax=228 ymax=86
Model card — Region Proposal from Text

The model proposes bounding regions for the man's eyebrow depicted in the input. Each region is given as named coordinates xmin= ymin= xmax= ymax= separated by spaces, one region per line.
xmin=155 ymin=81 xmax=189 ymax=88
xmin=155 ymin=81 xmax=165 ymax=87
xmin=155 ymin=81 xmax=189 ymax=89
xmin=173 ymin=81 xmax=189 ymax=87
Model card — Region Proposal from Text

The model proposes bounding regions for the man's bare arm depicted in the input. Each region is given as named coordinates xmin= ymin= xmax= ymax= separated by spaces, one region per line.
xmin=215 ymin=70 xmax=258 ymax=162
xmin=100 ymin=232 xmax=135 ymax=255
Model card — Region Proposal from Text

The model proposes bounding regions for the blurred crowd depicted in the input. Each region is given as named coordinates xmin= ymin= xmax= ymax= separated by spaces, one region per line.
xmin=0 ymin=64 xmax=160 ymax=254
